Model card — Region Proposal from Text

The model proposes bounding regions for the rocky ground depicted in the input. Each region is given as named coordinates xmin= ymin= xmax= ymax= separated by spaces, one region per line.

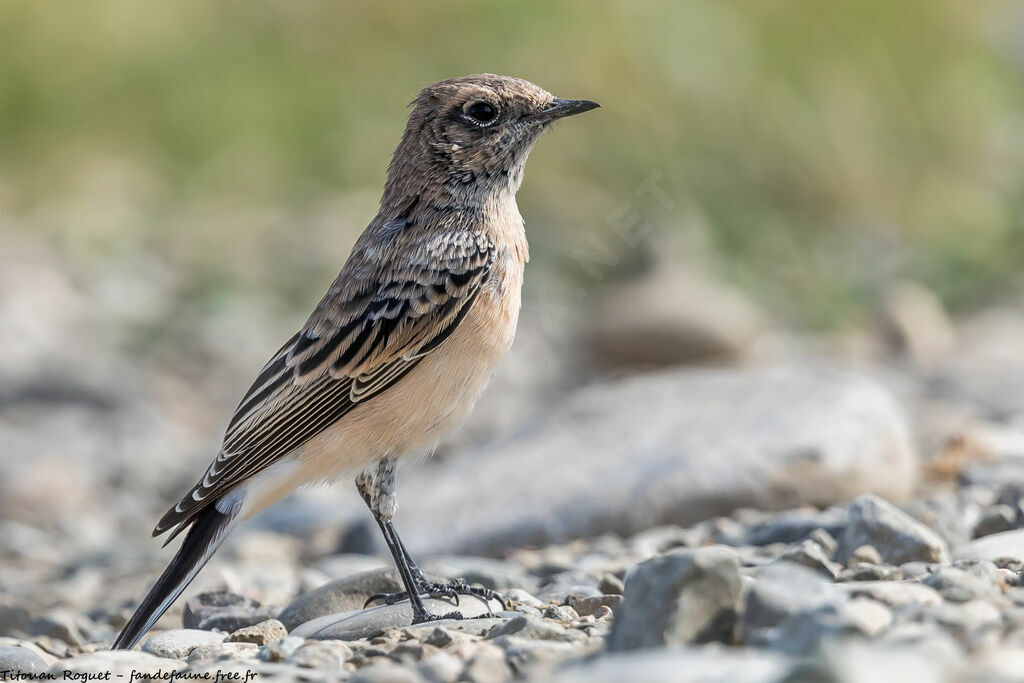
xmin=3 ymin=238 xmax=1024 ymax=681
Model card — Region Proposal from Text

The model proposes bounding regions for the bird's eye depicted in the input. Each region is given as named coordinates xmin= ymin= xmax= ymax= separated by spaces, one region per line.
xmin=465 ymin=101 xmax=498 ymax=125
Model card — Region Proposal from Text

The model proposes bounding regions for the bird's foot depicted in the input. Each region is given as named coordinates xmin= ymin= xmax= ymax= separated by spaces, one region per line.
xmin=364 ymin=577 xmax=506 ymax=612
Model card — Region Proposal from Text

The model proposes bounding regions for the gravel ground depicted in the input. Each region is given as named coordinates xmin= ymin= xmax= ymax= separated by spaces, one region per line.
xmin=5 ymin=471 xmax=1024 ymax=682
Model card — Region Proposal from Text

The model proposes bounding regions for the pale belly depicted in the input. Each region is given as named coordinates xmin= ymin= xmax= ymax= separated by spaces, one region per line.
xmin=238 ymin=270 xmax=523 ymax=517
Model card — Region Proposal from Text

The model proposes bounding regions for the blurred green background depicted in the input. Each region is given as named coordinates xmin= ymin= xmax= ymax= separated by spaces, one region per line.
xmin=1 ymin=0 xmax=1021 ymax=332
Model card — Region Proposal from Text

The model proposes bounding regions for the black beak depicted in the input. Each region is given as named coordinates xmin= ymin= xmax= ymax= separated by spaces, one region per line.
xmin=534 ymin=98 xmax=601 ymax=122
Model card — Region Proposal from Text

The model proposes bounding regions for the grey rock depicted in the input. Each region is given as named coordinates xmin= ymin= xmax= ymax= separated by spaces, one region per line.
xmin=141 ymin=629 xmax=225 ymax=658
xmin=721 ymin=507 xmax=849 ymax=547
xmin=586 ymin=263 xmax=769 ymax=367
xmin=837 ymin=563 xmax=903 ymax=582
xmin=922 ymin=562 xmax=1004 ymax=603
xmin=607 ymin=547 xmax=742 ymax=651
xmin=0 ymin=600 xmax=32 ymax=637
xmin=973 ymin=504 xmax=1018 ymax=538
xmin=484 ymin=614 xmax=583 ymax=643
xmin=416 ymin=651 xmax=463 ymax=683
xmin=737 ymin=562 xmax=845 ymax=644
xmin=809 ymin=528 xmax=839 ymax=558
xmin=541 ymin=605 xmax=578 ymax=622
xmin=461 ymin=648 xmax=510 ymax=683
xmin=537 ymin=583 xmax=602 ymax=605
xmin=566 ymin=594 xmax=622 ymax=617
xmin=502 ymin=589 xmax=543 ymax=608
xmin=187 ymin=642 xmax=259 ymax=665
xmin=256 ymin=635 xmax=304 ymax=662
xmin=279 ymin=568 xmax=402 ymax=631
xmin=350 ymin=661 xmax=424 ymax=682
xmin=849 ymin=544 xmax=884 ymax=566
xmin=285 ymin=640 xmax=353 ymax=668
xmin=183 ymin=591 xmax=278 ymax=632
xmin=955 ymin=528 xmax=1024 ymax=563
xmin=597 ymin=573 xmax=625 ymax=595
xmin=31 ymin=610 xmax=91 ymax=647
xmin=837 ymin=495 xmax=950 ymax=566
xmin=770 ymin=540 xmax=841 ymax=578
xmin=225 ymin=618 xmax=288 ymax=645
xmin=53 ymin=651 xmax=187 ymax=677
xmin=559 ymin=648 xmax=793 ymax=683
xmin=0 ymin=646 xmax=47 ymax=675
xmin=396 ymin=366 xmax=917 ymax=557
xmin=761 ymin=598 xmax=893 ymax=655
xmin=836 ymin=581 xmax=943 ymax=606
xmin=291 ymin=599 xmax=497 ymax=641
xmin=493 ymin=635 xmax=580 ymax=670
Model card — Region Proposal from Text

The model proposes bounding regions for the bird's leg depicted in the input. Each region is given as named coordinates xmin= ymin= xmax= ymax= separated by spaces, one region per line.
xmin=358 ymin=460 xmax=505 ymax=619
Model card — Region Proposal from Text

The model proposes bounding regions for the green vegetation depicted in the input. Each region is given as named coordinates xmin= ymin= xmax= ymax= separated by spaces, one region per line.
xmin=1 ymin=0 xmax=1021 ymax=328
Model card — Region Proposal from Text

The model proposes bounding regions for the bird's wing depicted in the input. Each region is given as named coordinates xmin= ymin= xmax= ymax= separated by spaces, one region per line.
xmin=155 ymin=229 xmax=494 ymax=539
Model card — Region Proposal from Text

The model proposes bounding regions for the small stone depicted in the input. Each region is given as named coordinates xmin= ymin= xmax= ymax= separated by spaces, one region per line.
xmin=417 ymin=650 xmax=462 ymax=683
xmin=923 ymin=562 xmax=1004 ymax=603
xmin=567 ymin=594 xmax=623 ymax=617
xmin=837 ymin=563 xmax=903 ymax=582
xmin=502 ymin=589 xmax=542 ymax=608
xmin=350 ymin=660 xmax=424 ymax=682
xmin=54 ymin=651 xmax=186 ymax=677
xmin=141 ymin=629 xmax=226 ymax=659
xmin=898 ymin=562 xmax=935 ymax=580
xmin=837 ymin=495 xmax=950 ymax=566
xmin=0 ymin=646 xmax=47 ymax=676
xmin=608 ymin=546 xmax=742 ymax=651
xmin=772 ymin=540 xmax=841 ymax=578
xmin=484 ymin=614 xmax=583 ymax=643
xmin=421 ymin=627 xmax=455 ymax=649
xmin=541 ymin=605 xmax=577 ymax=622
xmin=737 ymin=562 xmax=845 ymax=645
xmin=31 ymin=611 xmax=89 ymax=647
xmin=256 ymin=635 xmax=304 ymax=662
xmin=462 ymin=648 xmax=510 ymax=683
xmin=226 ymin=618 xmax=288 ymax=645
xmin=494 ymin=635 xmax=580 ymax=670
xmin=809 ymin=528 xmax=838 ymax=558
xmin=973 ymin=505 xmax=1018 ymax=539
xmin=285 ymin=640 xmax=352 ymax=669
xmin=850 ymin=545 xmax=884 ymax=566
xmin=187 ymin=642 xmax=259 ymax=665
xmin=597 ymin=573 xmax=625 ymax=595
xmin=181 ymin=591 xmax=279 ymax=633
xmin=836 ymin=581 xmax=942 ymax=606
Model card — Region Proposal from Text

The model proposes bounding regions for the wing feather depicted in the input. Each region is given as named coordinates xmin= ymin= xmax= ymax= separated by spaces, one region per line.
xmin=154 ymin=229 xmax=494 ymax=537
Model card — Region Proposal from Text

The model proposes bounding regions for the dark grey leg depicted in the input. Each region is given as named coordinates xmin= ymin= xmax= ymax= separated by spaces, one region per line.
xmin=356 ymin=461 xmax=504 ymax=620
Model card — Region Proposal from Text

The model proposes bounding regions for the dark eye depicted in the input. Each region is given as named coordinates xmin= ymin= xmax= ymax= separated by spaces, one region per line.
xmin=465 ymin=101 xmax=498 ymax=125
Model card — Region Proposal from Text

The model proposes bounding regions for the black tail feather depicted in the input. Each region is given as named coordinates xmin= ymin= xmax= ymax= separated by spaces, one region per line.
xmin=112 ymin=503 xmax=237 ymax=650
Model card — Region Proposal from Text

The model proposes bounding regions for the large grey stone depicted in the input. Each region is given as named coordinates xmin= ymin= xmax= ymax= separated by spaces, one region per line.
xmin=737 ymin=562 xmax=846 ymax=645
xmin=955 ymin=529 xmax=1024 ymax=563
xmin=837 ymin=495 xmax=949 ymax=566
xmin=290 ymin=599 xmax=498 ymax=641
xmin=278 ymin=567 xmax=402 ymax=631
xmin=607 ymin=547 xmax=742 ymax=651
xmin=0 ymin=646 xmax=47 ymax=676
xmin=396 ymin=366 xmax=917 ymax=556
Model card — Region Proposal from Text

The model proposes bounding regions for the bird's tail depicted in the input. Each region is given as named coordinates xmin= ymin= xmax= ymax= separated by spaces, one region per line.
xmin=112 ymin=501 xmax=239 ymax=650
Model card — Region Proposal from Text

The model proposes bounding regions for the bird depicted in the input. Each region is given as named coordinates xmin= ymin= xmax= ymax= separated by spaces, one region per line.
xmin=112 ymin=74 xmax=599 ymax=650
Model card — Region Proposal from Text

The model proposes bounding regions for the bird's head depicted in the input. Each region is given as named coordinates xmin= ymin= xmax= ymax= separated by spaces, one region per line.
xmin=386 ymin=74 xmax=599 ymax=202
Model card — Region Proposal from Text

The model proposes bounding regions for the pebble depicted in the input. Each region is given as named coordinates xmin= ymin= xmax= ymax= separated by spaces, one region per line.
xmin=285 ymin=640 xmax=353 ymax=668
xmin=141 ymin=629 xmax=226 ymax=658
xmin=484 ymin=614 xmax=584 ymax=643
xmin=608 ymin=547 xmax=742 ymax=650
xmin=0 ymin=645 xmax=47 ymax=676
xmin=278 ymin=568 xmax=403 ymax=630
xmin=225 ymin=618 xmax=288 ymax=645
xmin=837 ymin=495 xmax=950 ymax=566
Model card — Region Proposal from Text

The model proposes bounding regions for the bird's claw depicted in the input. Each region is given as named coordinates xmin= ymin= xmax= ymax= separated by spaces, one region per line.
xmin=362 ymin=577 xmax=505 ymax=612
